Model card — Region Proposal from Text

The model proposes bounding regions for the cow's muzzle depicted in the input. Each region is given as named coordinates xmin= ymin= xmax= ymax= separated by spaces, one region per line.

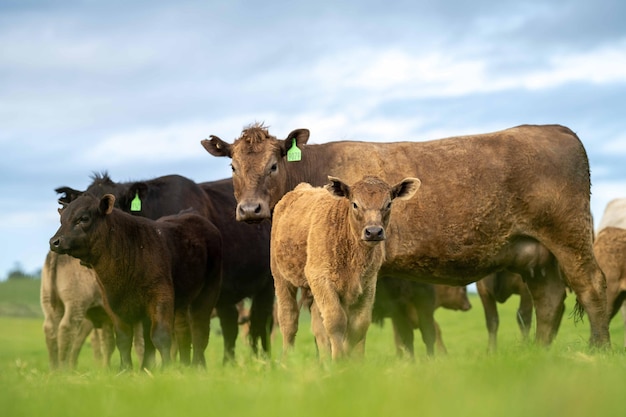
xmin=236 ymin=200 xmax=271 ymax=223
xmin=49 ymin=235 xmax=67 ymax=254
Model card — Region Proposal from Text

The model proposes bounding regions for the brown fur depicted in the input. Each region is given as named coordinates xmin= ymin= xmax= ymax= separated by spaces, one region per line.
xmin=271 ymin=176 xmax=420 ymax=360
xmin=594 ymin=227 xmax=626 ymax=332
xmin=476 ymin=271 xmax=534 ymax=352
xmin=50 ymin=194 xmax=222 ymax=370
xmin=203 ymin=124 xmax=609 ymax=348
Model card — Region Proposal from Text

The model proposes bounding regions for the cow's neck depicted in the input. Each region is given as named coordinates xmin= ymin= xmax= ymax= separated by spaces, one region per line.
xmin=283 ymin=143 xmax=339 ymax=191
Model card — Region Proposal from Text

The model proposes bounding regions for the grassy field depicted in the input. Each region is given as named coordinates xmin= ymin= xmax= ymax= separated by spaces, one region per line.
xmin=1 ymin=278 xmax=625 ymax=417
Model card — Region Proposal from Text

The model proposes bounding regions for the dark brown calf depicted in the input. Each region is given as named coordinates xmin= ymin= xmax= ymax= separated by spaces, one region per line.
xmin=59 ymin=173 xmax=273 ymax=363
xmin=50 ymin=193 xmax=222 ymax=370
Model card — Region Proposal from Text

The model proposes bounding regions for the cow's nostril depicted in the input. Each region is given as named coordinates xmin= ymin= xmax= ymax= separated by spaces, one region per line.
xmin=364 ymin=226 xmax=385 ymax=241
xmin=254 ymin=204 xmax=261 ymax=214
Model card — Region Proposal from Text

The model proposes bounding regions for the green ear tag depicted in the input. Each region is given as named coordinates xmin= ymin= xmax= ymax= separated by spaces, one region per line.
xmin=130 ymin=192 xmax=142 ymax=212
xmin=286 ymin=138 xmax=302 ymax=162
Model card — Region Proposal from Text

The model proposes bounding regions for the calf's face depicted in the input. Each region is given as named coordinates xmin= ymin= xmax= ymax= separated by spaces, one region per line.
xmin=325 ymin=176 xmax=420 ymax=246
xmin=49 ymin=194 xmax=116 ymax=260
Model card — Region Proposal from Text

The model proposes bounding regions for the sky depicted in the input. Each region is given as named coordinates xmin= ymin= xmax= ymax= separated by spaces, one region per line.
xmin=1 ymin=0 xmax=625 ymax=279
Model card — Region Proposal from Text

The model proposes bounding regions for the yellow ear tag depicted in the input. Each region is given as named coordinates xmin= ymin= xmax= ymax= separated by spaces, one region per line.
xmin=287 ymin=138 xmax=302 ymax=162
xmin=130 ymin=192 xmax=142 ymax=212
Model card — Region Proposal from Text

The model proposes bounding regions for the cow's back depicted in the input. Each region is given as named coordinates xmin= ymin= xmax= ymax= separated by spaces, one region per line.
xmin=598 ymin=198 xmax=626 ymax=232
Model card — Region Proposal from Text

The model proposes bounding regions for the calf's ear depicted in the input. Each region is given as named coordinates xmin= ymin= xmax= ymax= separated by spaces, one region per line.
xmin=99 ymin=194 xmax=116 ymax=215
xmin=325 ymin=176 xmax=351 ymax=199
xmin=392 ymin=178 xmax=421 ymax=201
xmin=201 ymin=135 xmax=232 ymax=158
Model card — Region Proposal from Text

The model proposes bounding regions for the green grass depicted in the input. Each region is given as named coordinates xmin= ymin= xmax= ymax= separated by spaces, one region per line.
xmin=0 ymin=278 xmax=42 ymax=317
xmin=1 ymin=279 xmax=625 ymax=417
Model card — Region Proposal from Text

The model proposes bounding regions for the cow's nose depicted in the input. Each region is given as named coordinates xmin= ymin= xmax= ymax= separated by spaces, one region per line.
xmin=50 ymin=237 xmax=60 ymax=249
xmin=236 ymin=201 xmax=269 ymax=223
xmin=363 ymin=226 xmax=385 ymax=241
xmin=238 ymin=202 xmax=261 ymax=216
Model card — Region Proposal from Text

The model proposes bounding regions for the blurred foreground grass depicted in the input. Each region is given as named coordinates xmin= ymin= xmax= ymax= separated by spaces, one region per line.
xmin=1 ymin=279 xmax=625 ymax=417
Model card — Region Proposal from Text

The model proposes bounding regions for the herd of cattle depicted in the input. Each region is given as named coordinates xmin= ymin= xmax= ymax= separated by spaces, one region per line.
xmin=42 ymin=123 xmax=626 ymax=369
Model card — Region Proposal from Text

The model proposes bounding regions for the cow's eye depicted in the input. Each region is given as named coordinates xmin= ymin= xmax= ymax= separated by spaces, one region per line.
xmin=352 ymin=202 xmax=358 ymax=210
xmin=269 ymin=163 xmax=277 ymax=173
xmin=230 ymin=164 xmax=236 ymax=174
xmin=77 ymin=215 xmax=89 ymax=225
xmin=386 ymin=202 xmax=392 ymax=210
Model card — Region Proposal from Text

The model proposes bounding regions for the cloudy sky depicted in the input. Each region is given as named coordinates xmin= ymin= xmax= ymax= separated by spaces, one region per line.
xmin=1 ymin=0 xmax=625 ymax=279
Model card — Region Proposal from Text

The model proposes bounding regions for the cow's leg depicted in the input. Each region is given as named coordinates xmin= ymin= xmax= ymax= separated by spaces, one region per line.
xmin=523 ymin=260 xmax=566 ymax=346
xmin=114 ymin=319 xmax=134 ymax=371
xmin=248 ymin=281 xmax=275 ymax=358
xmin=433 ymin=321 xmax=447 ymax=354
xmin=412 ymin=284 xmax=437 ymax=356
xmin=149 ymin=302 xmax=174 ymax=368
xmin=308 ymin=280 xmax=346 ymax=360
xmin=57 ymin=303 xmax=88 ymax=368
xmin=217 ymin=304 xmax=238 ymax=363
xmin=189 ymin=283 xmax=220 ymax=368
xmin=274 ymin=276 xmax=300 ymax=357
xmin=42 ymin=305 xmax=62 ymax=370
xmin=133 ymin=323 xmax=145 ymax=366
xmin=517 ymin=285 xmax=534 ymax=341
xmin=309 ymin=300 xmax=330 ymax=360
xmin=477 ymin=277 xmax=499 ymax=353
xmin=345 ymin=283 xmax=376 ymax=358
xmin=69 ymin=318 xmax=94 ymax=368
xmin=174 ymin=310 xmax=191 ymax=365
xmin=94 ymin=319 xmax=116 ymax=367
xmin=140 ymin=319 xmax=156 ymax=370
xmin=390 ymin=310 xmax=415 ymax=358
xmin=546 ymin=234 xmax=610 ymax=347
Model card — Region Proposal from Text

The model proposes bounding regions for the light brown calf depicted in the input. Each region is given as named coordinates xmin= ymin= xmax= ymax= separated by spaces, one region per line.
xmin=271 ymin=176 xmax=420 ymax=360
xmin=594 ymin=227 xmax=626 ymax=344
xmin=41 ymin=251 xmax=115 ymax=369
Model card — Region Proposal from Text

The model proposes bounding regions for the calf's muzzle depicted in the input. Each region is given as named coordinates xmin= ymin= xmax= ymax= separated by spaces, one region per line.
xmin=363 ymin=225 xmax=386 ymax=242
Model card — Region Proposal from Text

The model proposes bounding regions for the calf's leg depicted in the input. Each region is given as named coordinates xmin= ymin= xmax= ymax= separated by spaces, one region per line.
xmin=477 ymin=278 xmax=500 ymax=353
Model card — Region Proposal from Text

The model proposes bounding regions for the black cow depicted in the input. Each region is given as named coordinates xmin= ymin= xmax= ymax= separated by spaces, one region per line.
xmin=57 ymin=173 xmax=273 ymax=362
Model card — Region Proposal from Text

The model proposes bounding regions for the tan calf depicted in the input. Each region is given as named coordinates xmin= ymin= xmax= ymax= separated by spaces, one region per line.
xmin=271 ymin=176 xmax=420 ymax=360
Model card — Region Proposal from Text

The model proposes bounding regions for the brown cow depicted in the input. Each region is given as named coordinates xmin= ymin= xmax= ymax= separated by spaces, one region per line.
xmin=202 ymin=123 xmax=609 ymax=348
xmin=41 ymin=251 xmax=115 ymax=369
xmin=50 ymin=194 xmax=222 ymax=370
xmin=476 ymin=271 xmax=534 ymax=353
xmin=271 ymin=176 xmax=420 ymax=360
xmin=372 ymin=279 xmax=471 ymax=356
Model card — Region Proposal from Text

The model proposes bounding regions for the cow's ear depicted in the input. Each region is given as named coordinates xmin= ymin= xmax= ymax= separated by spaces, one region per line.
xmin=124 ymin=182 xmax=148 ymax=210
xmin=99 ymin=194 xmax=116 ymax=215
xmin=201 ymin=135 xmax=232 ymax=158
xmin=325 ymin=176 xmax=351 ymax=199
xmin=280 ymin=129 xmax=310 ymax=156
xmin=392 ymin=177 xmax=421 ymax=201
xmin=55 ymin=186 xmax=83 ymax=204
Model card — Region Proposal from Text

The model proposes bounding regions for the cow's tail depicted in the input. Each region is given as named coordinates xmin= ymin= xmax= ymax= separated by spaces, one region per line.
xmin=571 ymin=298 xmax=586 ymax=324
